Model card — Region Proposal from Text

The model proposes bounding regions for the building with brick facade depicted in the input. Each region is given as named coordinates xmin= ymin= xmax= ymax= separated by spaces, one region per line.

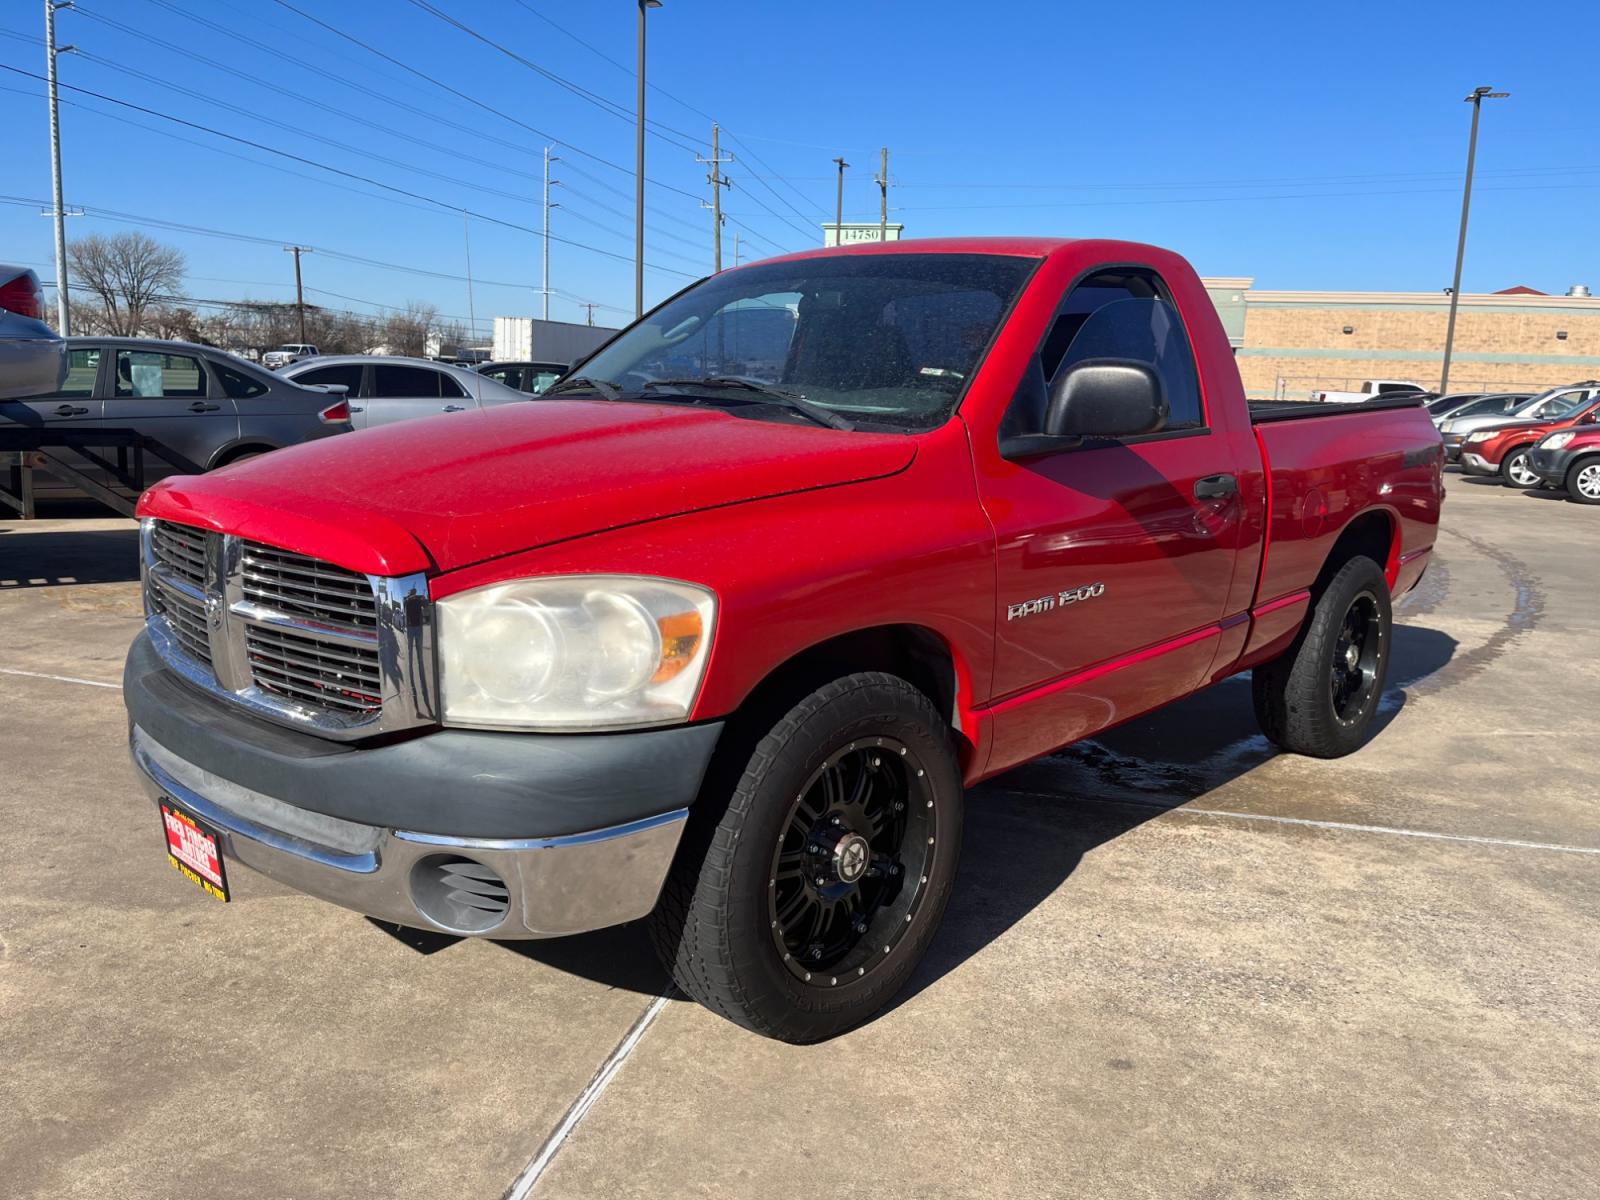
xmin=1200 ymin=278 xmax=1600 ymax=399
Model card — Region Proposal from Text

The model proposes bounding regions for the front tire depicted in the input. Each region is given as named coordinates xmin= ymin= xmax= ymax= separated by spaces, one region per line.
xmin=1500 ymin=446 xmax=1539 ymax=489
xmin=1567 ymin=458 xmax=1600 ymax=505
xmin=1252 ymin=555 xmax=1392 ymax=758
xmin=649 ymin=673 xmax=963 ymax=1043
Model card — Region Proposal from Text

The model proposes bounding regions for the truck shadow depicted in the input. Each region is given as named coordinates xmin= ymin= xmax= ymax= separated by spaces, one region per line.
xmin=375 ymin=624 xmax=1458 ymax=1016
xmin=0 ymin=525 xmax=142 ymax=588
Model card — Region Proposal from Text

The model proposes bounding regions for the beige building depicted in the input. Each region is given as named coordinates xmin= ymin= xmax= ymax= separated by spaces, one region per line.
xmin=1201 ymin=278 xmax=1600 ymax=399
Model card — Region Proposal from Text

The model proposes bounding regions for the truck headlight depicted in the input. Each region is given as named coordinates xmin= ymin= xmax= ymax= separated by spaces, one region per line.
xmin=1464 ymin=431 xmax=1493 ymax=444
xmin=438 ymin=576 xmax=716 ymax=730
xmin=1541 ymin=431 xmax=1575 ymax=450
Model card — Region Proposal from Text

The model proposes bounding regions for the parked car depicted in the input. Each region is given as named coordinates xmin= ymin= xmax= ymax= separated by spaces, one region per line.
xmin=477 ymin=359 xmax=566 ymax=395
xmin=1312 ymin=378 xmax=1426 ymax=404
xmin=1528 ymin=425 xmax=1600 ymax=503
xmin=0 ymin=265 xmax=65 ymax=399
xmin=262 ymin=343 xmax=319 ymax=369
xmin=124 ymin=236 xmax=1441 ymax=1042
xmin=0 ymin=336 xmax=351 ymax=503
xmin=282 ymin=354 xmax=530 ymax=428
xmin=1459 ymin=390 xmax=1600 ymax=486
xmin=1427 ymin=392 xmax=1531 ymax=428
xmin=1439 ymin=382 xmax=1600 ymax=462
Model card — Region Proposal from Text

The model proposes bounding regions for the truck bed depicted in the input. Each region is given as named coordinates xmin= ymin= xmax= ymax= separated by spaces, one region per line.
xmin=1249 ymin=395 xmax=1429 ymax=423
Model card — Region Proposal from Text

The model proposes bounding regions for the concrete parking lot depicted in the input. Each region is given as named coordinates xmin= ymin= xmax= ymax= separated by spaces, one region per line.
xmin=2 ymin=479 xmax=1596 ymax=1200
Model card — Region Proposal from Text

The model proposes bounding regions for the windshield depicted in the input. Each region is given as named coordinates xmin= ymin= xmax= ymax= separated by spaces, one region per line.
xmin=567 ymin=253 xmax=1039 ymax=431
xmin=1515 ymin=388 xmax=1589 ymax=419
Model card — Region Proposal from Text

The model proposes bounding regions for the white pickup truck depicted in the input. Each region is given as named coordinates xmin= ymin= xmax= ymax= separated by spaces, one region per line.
xmin=262 ymin=343 xmax=319 ymax=369
xmin=1311 ymin=379 xmax=1426 ymax=404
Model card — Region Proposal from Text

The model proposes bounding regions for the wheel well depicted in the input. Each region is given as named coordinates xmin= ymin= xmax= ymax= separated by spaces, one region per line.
xmin=211 ymin=442 xmax=275 ymax=469
xmin=1313 ymin=509 xmax=1396 ymax=597
xmin=734 ymin=626 xmax=961 ymax=735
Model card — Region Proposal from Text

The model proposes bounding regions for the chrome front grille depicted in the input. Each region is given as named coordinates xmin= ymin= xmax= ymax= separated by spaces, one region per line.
xmin=141 ymin=518 xmax=434 ymax=739
xmin=245 ymin=624 xmax=382 ymax=715
xmin=150 ymin=521 xmax=208 ymax=590
xmin=240 ymin=541 xmax=378 ymax=632
xmin=148 ymin=575 xmax=213 ymax=666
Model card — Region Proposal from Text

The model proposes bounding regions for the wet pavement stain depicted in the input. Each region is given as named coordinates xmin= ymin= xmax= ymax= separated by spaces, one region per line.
xmin=1406 ymin=526 xmax=1544 ymax=698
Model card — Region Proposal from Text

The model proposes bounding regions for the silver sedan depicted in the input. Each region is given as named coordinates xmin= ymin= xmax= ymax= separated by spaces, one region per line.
xmin=283 ymin=355 xmax=531 ymax=429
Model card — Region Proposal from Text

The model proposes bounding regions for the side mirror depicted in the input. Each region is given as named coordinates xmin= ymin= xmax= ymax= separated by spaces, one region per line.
xmin=1044 ymin=358 xmax=1168 ymax=439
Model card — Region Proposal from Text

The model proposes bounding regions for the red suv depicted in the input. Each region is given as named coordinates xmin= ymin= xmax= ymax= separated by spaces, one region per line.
xmin=1459 ymin=385 xmax=1600 ymax=487
xmin=1528 ymin=425 xmax=1600 ymax=503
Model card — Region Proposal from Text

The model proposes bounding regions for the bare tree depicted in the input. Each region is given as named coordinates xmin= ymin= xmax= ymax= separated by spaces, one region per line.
xmin=378 ymin=300 xmax=439 ymax=358
xmin=67 ymin=232 xmax=187 ymax=336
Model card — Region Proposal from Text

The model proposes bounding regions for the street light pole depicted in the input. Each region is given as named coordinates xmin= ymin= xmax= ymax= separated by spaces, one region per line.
xmin=1440 ymin=85 xmax=1509 ymax=394
xmin=635 ymin=0 xmax=661 ymax=320
xmin=45 ymin=0 xmax=71 ymax=333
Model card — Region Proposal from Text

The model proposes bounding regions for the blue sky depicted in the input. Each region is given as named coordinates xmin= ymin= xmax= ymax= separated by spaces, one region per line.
xmin=2 ymin=0 xmax=1596 ymax=338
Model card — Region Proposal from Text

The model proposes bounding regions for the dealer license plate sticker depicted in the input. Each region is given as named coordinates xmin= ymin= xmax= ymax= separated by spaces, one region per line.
xmin=160 ymin=800 xmax=230 ymax=903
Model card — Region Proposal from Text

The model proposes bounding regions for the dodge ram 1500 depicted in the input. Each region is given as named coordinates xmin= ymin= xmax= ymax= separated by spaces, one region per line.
xmin=124 ymin=237 xmax=1443 ymax=1041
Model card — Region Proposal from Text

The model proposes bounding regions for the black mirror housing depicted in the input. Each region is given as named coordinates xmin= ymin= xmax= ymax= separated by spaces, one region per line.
xmin=1044 ymin=358 xmax=1169 ymax=440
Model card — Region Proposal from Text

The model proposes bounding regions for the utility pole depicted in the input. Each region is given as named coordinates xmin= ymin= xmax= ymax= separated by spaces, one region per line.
xmin=45 ymin=0 xmax=73 ymax=333
xmin=1440 ymin=85 xmax=1509 ymax=394
xmin=542 ymin=145 xmax=560 ymax=321
xmin=832 ymin=156 xmax=849 ymax=247
xmin=875 ymin=146 xmax=889 ymax=242
xmin=733 ymin=232 xmax=741 ymax=267
xmin=635 ymin=0 xmax=661 ymax=319
xmin=283 ymin=245 xmax=312 ymax=343
xmin=581 ymin=302 xmax=597 ymax=327
xmin=696 ymin=123 xmax=733 ymax=271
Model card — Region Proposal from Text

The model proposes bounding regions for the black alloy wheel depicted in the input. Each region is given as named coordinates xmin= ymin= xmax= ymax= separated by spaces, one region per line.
xmin=1329 ymin=592 xmax=1383 ymax=725
xmin=768 ymin=737 xmax=934 ymax=986
xmin=1252 ymin=554 xmax=1392 ymax=758
xmin=650 ymin=672 xmax=963 ymax=1043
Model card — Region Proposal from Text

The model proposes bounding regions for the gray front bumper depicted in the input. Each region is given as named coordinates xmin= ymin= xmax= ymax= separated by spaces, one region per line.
xmin=131 ymin=725 xmax=687 ymax=938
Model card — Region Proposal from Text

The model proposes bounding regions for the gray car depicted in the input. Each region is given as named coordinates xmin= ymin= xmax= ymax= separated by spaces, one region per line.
xmin=282 ymin=355 xmax=530 ymax=428
xmin=0 ymin=335 xmax=352 ymax=501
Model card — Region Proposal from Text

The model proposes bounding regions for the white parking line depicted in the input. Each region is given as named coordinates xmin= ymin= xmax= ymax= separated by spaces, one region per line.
xmin=0 ymin=666 xmax=120 ymax=690
xmin=504 ymin=990 xmax=675 ymax=1199
xmin=1000 ymin=790 xmax=1600 ymax=856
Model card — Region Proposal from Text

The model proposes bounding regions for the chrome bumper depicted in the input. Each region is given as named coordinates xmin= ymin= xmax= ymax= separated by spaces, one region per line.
xmin=130 ymin=726 xmax=687 ymax=938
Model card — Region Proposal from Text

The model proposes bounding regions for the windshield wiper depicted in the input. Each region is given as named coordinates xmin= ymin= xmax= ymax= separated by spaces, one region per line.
xmin=543 ymin=375 xmax=620 ymax=400
xmin=642 ymin=377 xmax=855 ymax=431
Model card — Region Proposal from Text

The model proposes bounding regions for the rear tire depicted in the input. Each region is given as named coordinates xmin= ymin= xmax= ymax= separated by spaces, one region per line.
xmin=1252 ymin=555 xmax=1392 ymax=758
xmin=1500 ymin=446 xmax=1539 ymax=489
xmin=1566 ymin=458 xmax=1600 ymax=505
xmin=649 ymin=672 xmax=963 ymax=1043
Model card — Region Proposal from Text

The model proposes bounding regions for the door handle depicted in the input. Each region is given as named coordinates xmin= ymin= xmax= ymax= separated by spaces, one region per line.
xmin=188 ymin=401 xmax=221 ymax=412
xmin=348 ymin=404 xmax=364 ymax=413
xmin=1194 ymin=473 xmax=1238 ymax=500
xmin=442 ymin=404 xmax=467 ymax=412
xmin=54 ymin=404 xmax=88 ymax=417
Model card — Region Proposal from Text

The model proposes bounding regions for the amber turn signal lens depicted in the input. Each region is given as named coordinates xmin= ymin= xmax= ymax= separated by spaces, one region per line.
xmin=652 ymin=611 xmax=703 ymax=683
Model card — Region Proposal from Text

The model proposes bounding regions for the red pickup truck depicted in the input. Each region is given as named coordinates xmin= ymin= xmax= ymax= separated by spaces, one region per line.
xmin=124 ymin=238 xmax=1442 ymax=1042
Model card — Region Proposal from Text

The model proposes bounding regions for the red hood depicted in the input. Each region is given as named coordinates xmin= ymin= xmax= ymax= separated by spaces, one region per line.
xmin=138 ymin=400 xmax=917 ymax=575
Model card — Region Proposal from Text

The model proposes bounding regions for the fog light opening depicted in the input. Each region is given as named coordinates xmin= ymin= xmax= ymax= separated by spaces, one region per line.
xmin=409 ymin=854 xmax=511 ymax=934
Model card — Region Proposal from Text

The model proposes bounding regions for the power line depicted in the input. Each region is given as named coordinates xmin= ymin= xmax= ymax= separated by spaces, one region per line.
xmin=71 ymin=5 xmax=551 ymax=188
xmin=503 ymin=0 xmax=829 ymax=225
xmin=0 ymin=193 xmax=629 ymax=312
xmin=265 ymin=0 xmax=705 ymax=203
xmin=404 ymin=0 xmax=704 ymax=152
xmin=0 ymin=64 xmax=701 ymax=280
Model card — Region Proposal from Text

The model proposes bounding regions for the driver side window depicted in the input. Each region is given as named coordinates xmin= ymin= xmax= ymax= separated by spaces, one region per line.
xmin=1004 ymin=269 xmax=1204 ymax=441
